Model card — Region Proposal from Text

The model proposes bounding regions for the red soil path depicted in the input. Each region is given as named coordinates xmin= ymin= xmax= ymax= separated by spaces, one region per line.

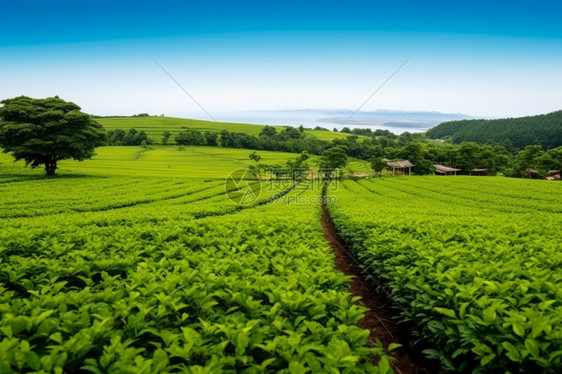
xmin=321 ymin=186 xmax=436 ymax=374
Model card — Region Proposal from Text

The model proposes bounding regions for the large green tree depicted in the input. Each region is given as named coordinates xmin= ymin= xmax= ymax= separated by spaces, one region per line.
xmin=0 ymin=96 xmax=106 ymax=175
xmin=513 ymin=145 xmax=545 ymax=177
xmin=318 ymin=146 xmax=348 ymax=169
xmin=370 ymin=156 xmax=387 ymax=176
xmin=398 ymin=142 xmax=433 ymax=174
xmin=318 ymin=146 xmax=348 ymax=179
xmin=455 ymin=142 xmax=481 ymax=173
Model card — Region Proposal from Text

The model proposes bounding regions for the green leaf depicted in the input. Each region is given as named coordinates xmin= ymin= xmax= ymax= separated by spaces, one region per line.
xmin=152 ymin=348 xmax=169 ymax=372
xmin=288 ymin=360 xmax=307 ymax=374
xmin=10 ymin=316 xmax=31 ymax=335
xmin=378 ymin=356 xmax=392 ymax=374
xmin=0 ymin=326 xmax=13 ymax=338
xmin=36 ymin=310 xmax=55 ymax=325
xmin=24 ymin=351 xmax=41 ymax=371
xmin=459 ymin=302 xmax=470 ymax=318
xmin=427 ymin=320 xmax=444 ymax=333
xmin=236 ymin=333 xmax=250 ymax=357
xmin=81 ymin=365 xmax=104 ymax=374
xmin=472 ymin=342 xmax=493 ymax=355
xmin=502 ymin=342 xmax=522 ymax=362
xmin=480 ymin=353 xmax=496 ymax=365
xmin=50 ymin=332 xmax=63 ymax=344
xmin=181 ymin=326 xmax=201 ymax=351
xmin=452 ymin=348 xmax=468 ymax=359
xmin=513 ymin=322 xmax=526 ymax=337
xmin=483 ymin=307 xmax=496 ymax=322
xmin=434 ymin=307 xmax=456 ymax=318
xmin=539 ymin=300 xmax=556 ymax=310
xmin=525 ymin=338 xmax=539 ymax=358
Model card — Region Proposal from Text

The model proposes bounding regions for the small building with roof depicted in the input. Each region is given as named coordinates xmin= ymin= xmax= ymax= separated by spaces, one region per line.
xmin=433 ymin=164 xmax=461 ymax=176
xmin=547 ymin=170 xmax=560 ymax=181
xmin=386 ymin=160 xmax=415 ymax=175
xmin=526 ymin=168 xmax=540 ymax=179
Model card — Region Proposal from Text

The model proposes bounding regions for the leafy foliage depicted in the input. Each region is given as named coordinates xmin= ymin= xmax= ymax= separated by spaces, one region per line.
xmin=106 ymin=128 xmax=150 ymax=146
xmin=508 ymin=145 xmax=562 ymax=178
xmin=0 ymin=96 xmax=106 ymax=175
xmin=427 ymin=110 xmax=562 ymax=149
xmin=318 ymin=146 xmax=348 ymax=170
xmin=328 ymin=176 xmax=562 ymax=372
xmin=175 ymin=130 xmax=208 ymax=146
xmin=370 ymin=157 xmax=387 ymax=176
xmin=0 ymin=177 xmax=391 ymax=373
xmin=161 ymin=131 xmax=171 ymax=145
xmin=87 ymin=113 xmax=562 ymax=179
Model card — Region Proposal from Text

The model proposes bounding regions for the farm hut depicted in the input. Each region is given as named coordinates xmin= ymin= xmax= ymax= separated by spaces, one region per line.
xmin=525 ymin=168 xmax=540 ymax=179
xmin=433 ymin=164 xmax=460 ymax=176
xmin=471 ymin=168 xmax=488 ymax=176
xmin=546 ymin=170 xmax=560 ymax=181
xmin=386 ymin=160 xmax=414 ymax=175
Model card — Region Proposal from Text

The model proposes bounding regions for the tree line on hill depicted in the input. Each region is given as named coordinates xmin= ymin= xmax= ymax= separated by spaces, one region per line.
xmin=160 ymin=125 xmax=562 ymax=178
xmin=106 ymin=129 xmax=150 ymax=146
xmin=1 ymin=96 xmax=560 ymax=178
xmin=103 ymin=125 xmax=562 ymax=178
xmin=426 ymin=110 xmax=562 ymax=149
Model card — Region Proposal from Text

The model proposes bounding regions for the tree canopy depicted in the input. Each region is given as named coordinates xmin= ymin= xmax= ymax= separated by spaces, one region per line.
xmin=318 ymin=146 xmax=348 ymax=171
xmin=0 ymin=96 xmax=106 ymax=175
xmin=370 ymin=157 xmax=387 ymax=176
xmin=107 ymin=128 xmax=149 ymax=146
xmin=426 ymin=110 xmax=562 ymax=149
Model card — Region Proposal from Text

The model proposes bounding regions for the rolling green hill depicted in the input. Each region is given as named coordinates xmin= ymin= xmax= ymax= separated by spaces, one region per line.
xmin=96 ymin=116 xmax=357 ymax=144
xmin=426 ymin=110 xmax=562 ymax=149
xmin=0 ymin=146 xmax=371 ymax=179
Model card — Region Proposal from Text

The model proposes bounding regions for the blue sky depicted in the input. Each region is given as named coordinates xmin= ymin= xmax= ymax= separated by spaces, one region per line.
xmin=1 ymin=0 xmax=561 ymax=118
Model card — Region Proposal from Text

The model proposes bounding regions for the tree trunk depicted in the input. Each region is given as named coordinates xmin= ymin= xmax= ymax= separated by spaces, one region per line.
xmin=45 ymin=159 xmax=57 ymax=176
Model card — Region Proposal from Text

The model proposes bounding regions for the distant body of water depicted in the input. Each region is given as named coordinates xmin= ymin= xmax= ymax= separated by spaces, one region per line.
xmin=181 ymin=110 xmax=433 ymax=135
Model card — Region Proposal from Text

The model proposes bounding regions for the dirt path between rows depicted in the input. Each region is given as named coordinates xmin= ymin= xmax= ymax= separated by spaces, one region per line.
xmin=321 ymin=186 xmax=435 ymax=374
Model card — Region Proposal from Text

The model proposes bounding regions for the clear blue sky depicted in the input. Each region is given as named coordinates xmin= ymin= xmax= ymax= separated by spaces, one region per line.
xmin=1 ymin=0 xmax=561 ymax=118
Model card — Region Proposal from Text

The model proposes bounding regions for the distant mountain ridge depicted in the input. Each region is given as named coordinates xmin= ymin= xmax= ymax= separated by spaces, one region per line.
xmin=426 ymin=110 xmax=562 ymax=149
xmin=248 ymin=109 xmax=473 ymax=131
xmin=319 ymin=110 xmax=472 ymax=129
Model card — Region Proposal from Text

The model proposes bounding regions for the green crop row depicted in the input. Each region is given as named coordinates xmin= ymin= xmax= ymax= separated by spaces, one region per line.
xmin=327 ymin=176 xmax=562 ymax=373
xmin=0 ymin=176 xmax=392 ymax=373
xmin=0 ymin=177 xmax=228 ymax=219
xmin=0 ymin=175 xmax=306 ymax=228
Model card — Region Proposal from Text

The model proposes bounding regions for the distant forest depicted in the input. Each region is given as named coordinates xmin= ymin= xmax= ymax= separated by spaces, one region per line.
xmin=100 ymin=113 xmax=562 ymax=179
xmin=426 ymin=110 xmax=562 ymax=149
xmin=102 ymin=124 xmax=560 ymax=178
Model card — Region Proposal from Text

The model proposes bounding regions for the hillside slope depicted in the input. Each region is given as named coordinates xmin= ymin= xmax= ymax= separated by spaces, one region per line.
xmin=95 ymin=116 xmax=356 ymax=144
xmin=426 ymin=110 xmax=562 ymax=149
xmin=0 ymin=146 xmax=371 ymax=178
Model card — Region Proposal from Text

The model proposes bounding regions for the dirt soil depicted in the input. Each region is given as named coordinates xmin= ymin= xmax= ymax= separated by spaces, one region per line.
xmin=321 ymin=187 xmax=437 ymax=374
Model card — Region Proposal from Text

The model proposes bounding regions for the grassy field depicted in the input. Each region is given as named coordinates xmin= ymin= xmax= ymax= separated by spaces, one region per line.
xmin=303 ymin=129 xmax=360 ymax=141
xmin=0 ymin=146 xmax=368 ymax=179
xmin=0 ymin=146 xmax=371 ymax=178
xmin=96 ymin=116 xmax=357 ymax=143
